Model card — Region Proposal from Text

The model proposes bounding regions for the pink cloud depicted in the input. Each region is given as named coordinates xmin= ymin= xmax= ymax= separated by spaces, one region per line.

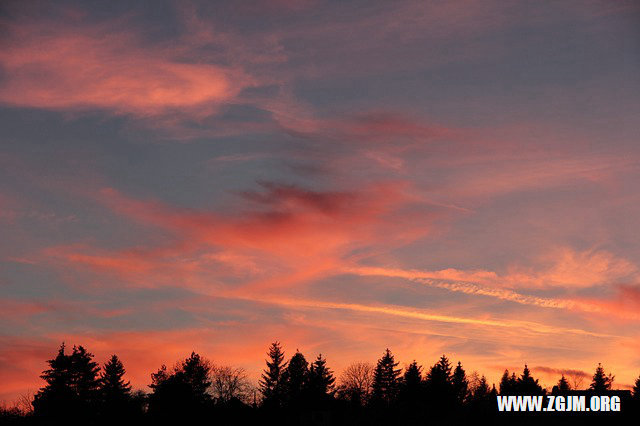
xmin=0 ymin=19 xmax=253 ymax=117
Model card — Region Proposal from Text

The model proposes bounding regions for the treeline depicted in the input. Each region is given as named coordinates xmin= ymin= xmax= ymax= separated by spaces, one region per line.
xmin=2 ymin=341 xmax=640 ymax=425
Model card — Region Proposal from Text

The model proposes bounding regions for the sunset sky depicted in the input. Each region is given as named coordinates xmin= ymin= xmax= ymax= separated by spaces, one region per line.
xmin=1 ymin=0 xmax=640 ymax=403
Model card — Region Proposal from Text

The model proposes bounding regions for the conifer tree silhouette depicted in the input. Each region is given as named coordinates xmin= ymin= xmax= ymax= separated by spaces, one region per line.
xmin=147 ymin=352 xmax=212 ymax=420
xmin=32 ymin=343 xmax=75 ymax=418
xmin=400 ymin=360 xmax=422 ymax=399
xmin=425 ymin=355 xmax=455 ymax=410
xmin=181 ymin=351 xmax=212 ymax=404
xmin=398 ymin=359 xmax=423 ymax=418
xmin=70 ymin=345 xmax=101 ymax=403
xmin=99 ymin=354 xmax=132 ymax=416
xmin=371 ymin=349 xmax=401 ymax=407
xmin=472 ymin=375 xmax=491 ymax=400
xmin=33 ymin=343 xmax=101 ymax=420
xmin=100 ymin=354 xmax=131 ymax=399
xmin=283 ymin=350 xmax=309 ymax=406
xmin=499 ymin=369 xmax=517 ymax=394
xmin=307 ymin=354 xmax=336 ymax=403
xmin=590 ymin=363 xmax=614 ymax=392
xmin=260 ymin=341 xmax=288 ymax=409
xmin=514 ymin=365 xmax=543 ymax=395
xmin=632 ymin=375 xmax=640 ymax=400
xmin=452 ymin=361 xmax=469 ymax=404
xmin=552 ymin=375 xmax=571 ymax=394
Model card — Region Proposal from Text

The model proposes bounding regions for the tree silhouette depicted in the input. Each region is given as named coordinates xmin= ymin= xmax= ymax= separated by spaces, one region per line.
xmin=465 ymin=374 xmax=496 ymax=417
xmin=633 ymin=375 xmax=640 ymax=400
xmin=18 ymin=340 xmax=640 ymax=424
xmin=33 ymin=343 xmax=100 ymax=418
xmin=452 ymin=361 xmax=469 ymax=404
xmin=33 ymin=343 xmax=101 ymax=420
xmin=471 ymin=375 xmax=491 ymax=400
xmin=400 ymin=360 xmax=422 ymax=401
xmin=71 ymin=345 xmax=101 ymax=401
xmin=307 ymin=354 xmax=336 ymax=404
xmin=283 ymin=350 xmax=309 ymax=406
xmin=211 ymin=365 xmax=252 ymax=405
xmin=371 ymin=349 xmax=401 ymax=407
xmin=424 ymin=354 xmax=455 ymax=412
xmin=552 ymin=375 xmax=571 ymax=394
xmin=260 ymin=341 xmax=288 ymax=409
xmin=147 ymin=352 xmax=212 ymax=420
xmin=515 ymin=365 xmax=544 ymax=395
xmin=32 ymin=343 xmax=75 ymax=418
xmin=499 ymin=369 xmax=517 ymax=394
xmin=181 ymin=351 xmax=212 ymax=403
xmin=99 ymin=354 xmax=132 ymax=417
xmin=337 ymin=362 xmax=374 ymax=406
xmin=590 ymin=363 xmax=614 ymax=392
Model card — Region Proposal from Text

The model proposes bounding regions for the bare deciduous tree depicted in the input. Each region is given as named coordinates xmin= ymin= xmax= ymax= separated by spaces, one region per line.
xmin=210 ymin=365 xmax=252 ymax=404
xmin=566 ymin=371 xmax=585 ymax=390
xmin=16 ymin=393 xmax=34 ymax=415
xmin=337 ymin=362 xmax=374 ymax=404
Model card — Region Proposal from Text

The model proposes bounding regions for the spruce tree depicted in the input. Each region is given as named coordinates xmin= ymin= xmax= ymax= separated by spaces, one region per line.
xmin=632 ymin=375 xmax=640 ymax=400
xmin=516 ymin=365 xmax=543 ymax=395
xmin=99 ymin=355 xmax=132 ymax=416
xmin=147 ymin=352 xmax=212 ymax=420
xmin=70 ymin=345 xmax=101 ymax=402
xmin=260 ymin=341 xmax=288 ymax=408
xmin=499 ymin=369 xmax=518 ymax=394
xmin=33 ymin=343 xmax=101 ymax=420
xmin=552 ymin=375 xmax=570 ymax=394
xmin=283 ymin=350 xmax=309 ymax=405
xmin=307 ymin=354 xmax=336 ymax=399
xmin=424 ymin=354 xmax=455 ymax=409
xmin=101 ymin=355 xmax=131 ymax=397
xmin=371 ymin=348 xmax=401 ymax=407
xmin=472 ymin=375 xmax=491 ymax=400
xmin=590 ymin=363 xmax=614 ymax=392
xmin=180 ymin=351 xmax=212 ymax=404
xmin=499 ymin=370 xmax=510 ymax=394
xmin=452 ymin=361 xmax=469 ymax=404
xmin=399 ymin=360 xmax=422 ymax=405
xmin=33 ymin=343 xmax=75 ymax=418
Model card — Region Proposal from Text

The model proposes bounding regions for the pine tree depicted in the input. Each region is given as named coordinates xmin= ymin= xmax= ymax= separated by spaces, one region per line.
xmin=472 ymin=375 xmax=491 ymax=400
xmin=147 ymin=352 xmax=212 ymax=419
xmin=516 ymin=365 xmax=543 ymax=395
xmin=260 ymin=341 xmax=288 ymax=408
xmin=552 ymin=375 xmax=570 ymax=394
xmin=150 ymin=364 xmax=169 ymax=390
xmin=33 ymin=343 xmax=75 ymax=418
xmin=632 ymin=375 xmax=640 ymax=400
xmin=452 ymin=361 xmax=469 ymax=404
xmin=100 ymin=354 xmax=131 ymax=402
xmin=499 ymin=369 xmax=518 ymax=395
xmin=371 ymin=348 xmax=401 ymax=407
xmin=283 ymin=350 xmax=309 ymax=405
xmin=307 ymin=354 xmax=336 ymax=398
xmin=33 ymin=343 xmax=101 ymax=420
xmin=70 ymin=345 xmax=101 ymax=401
xmin=590 ymin=363 xmax=614 ymax=392
xmin=180 ymin=351 xmax=212 ymax=404
xmin=425 ymin=355 xmax=453 ymax=392
xmin=399 ymin=360 xmax=422 ymax=405
xmin=99 ymin=355 xmax=132 ymax=417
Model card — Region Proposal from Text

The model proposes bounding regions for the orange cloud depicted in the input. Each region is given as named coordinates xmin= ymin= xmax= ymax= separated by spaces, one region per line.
xmin=0 ymin=20 xmax=252 ymax=117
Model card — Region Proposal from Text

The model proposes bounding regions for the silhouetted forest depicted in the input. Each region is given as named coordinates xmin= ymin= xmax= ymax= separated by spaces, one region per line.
xmin=1 ymin=341 xmax=639 ymax=425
